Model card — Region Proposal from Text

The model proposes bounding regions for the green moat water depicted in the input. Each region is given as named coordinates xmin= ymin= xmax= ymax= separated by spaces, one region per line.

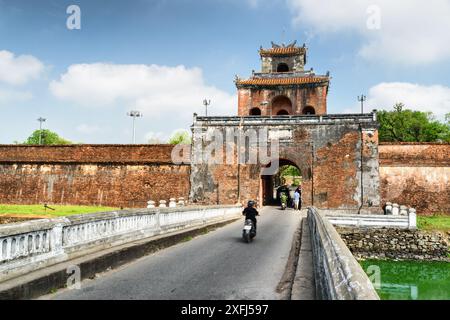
xmin=360 ymin=259 xmax=450 ymax=300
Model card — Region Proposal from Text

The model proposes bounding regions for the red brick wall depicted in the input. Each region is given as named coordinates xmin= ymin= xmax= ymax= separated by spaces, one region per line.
xmin=0 ymin=145 xmax=191 ymax=208
xmin=379 ymin=143 xmax=450 ymax=215
xmin=237 ymin=85 xmax=328 ymax=116
xmin=190 ymin=123 xmax=381 ymax=212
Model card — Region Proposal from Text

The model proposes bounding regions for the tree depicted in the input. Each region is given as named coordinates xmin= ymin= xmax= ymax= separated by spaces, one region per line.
xmin=377 ymin=103 xmax=450 ymax=142
xmin=280 ymin=165 xmax=300 ymax=177
xmin=24 ymin=129 xmax=72 ymax=145
xmin=168 ymin=130 xmax=191 ymax=145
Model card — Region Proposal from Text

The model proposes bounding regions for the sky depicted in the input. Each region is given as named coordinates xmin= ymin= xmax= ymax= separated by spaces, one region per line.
xmin=1 ymin=0 xmax=450 ymax=144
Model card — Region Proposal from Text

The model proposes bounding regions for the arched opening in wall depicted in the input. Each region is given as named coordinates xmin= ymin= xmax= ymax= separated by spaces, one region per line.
xmin=303 ymin=106 xmax=316 ymax=115
xmin=249 ymin=107 xmax=261 ymax=115
xmin=260 ymin=159 xmax=302 ymax=206
xmin=271 ymin=95 xmax=292 ymax=115
xmin=277 ymin=110 xmax=289 ymax=115
xmin=277 ymin=63 xmax=289 ymax=72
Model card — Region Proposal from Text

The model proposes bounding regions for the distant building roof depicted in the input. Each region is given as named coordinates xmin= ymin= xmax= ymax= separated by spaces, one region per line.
xmin=236 ymin=76 xmax=328 ymax=86
xmin=259 ymin=46 xmax=306 ymax=57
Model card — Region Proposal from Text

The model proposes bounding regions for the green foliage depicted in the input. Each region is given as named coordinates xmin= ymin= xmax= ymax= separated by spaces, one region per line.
xmin=0 ymin=204 xmax=119 ymax=217
xmin=377 ymin=103 xmax=450 ymax=142
xmin=417 ymin=214 xmax=450 ymax=231
xmin=168 ymin=130 xmax=191 ymax=145
xmin=279 ymin=165 xmax=301 ymax=177
xmin=24 ymin=129 xmax=72 ymax=145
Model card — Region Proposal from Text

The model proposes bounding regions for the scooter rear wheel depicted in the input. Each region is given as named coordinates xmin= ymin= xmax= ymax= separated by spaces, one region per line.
xmin=243 ymin=231 xmax=251 ymax=243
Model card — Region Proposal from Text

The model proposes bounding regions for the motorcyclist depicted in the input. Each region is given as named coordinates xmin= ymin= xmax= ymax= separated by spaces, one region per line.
xmin=242 ymin=200 xmax=259 ymax=231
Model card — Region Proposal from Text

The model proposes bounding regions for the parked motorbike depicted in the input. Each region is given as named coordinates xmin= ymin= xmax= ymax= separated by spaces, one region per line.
xmin=242 ymin=219 xmax=256 ymax=243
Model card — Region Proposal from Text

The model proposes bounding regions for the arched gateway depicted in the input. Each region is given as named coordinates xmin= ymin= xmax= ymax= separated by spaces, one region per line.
xmin=190 ymin=41 xmax=382 ymax=214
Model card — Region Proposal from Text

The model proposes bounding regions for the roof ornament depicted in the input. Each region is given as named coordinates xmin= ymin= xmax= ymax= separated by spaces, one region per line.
xmin=271 ymin=40 xmax=298 ymax=48
xmin=234 ymin=74 xmax=240 ymax=83
xmin=287 ymin=40 xmax=297 ymax=48
xmin=271 ymin=41 xmax=281 ymax=48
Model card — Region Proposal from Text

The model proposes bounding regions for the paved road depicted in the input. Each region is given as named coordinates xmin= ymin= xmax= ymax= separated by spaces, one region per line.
xmin=43 ymin=207 xmax=302 ymax=300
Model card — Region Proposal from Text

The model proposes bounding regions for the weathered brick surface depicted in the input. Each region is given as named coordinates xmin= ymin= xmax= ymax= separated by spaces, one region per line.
xmin=189 ymin=119 xmax=381 ymax=211
xmin=379 ymin=143 xmax=450 ymax=215
xmin=0 ymin=145 xmax=190 ymax=208
xmin=0 ymin=144 xmax=183 ymax=164
xmin=237 ymin=86 xmax=327 ymax=116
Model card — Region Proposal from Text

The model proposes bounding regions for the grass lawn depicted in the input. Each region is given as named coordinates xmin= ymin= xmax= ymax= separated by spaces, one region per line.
xmin=417 ymin=214 xmax=450 ymax=232
xmin=0 ymin=204 xmax=119 ymax=217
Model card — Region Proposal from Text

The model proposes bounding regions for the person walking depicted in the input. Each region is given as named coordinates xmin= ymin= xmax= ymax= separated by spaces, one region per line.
xmin=294 ymin=185 xmax=302 ymax=210
xmin=294 ymin=189 xmax=300 ymax=210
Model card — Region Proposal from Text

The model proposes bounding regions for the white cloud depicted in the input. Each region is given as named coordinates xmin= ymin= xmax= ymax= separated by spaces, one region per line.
xmin=145 ymin=131 xmax=169 ymax=143
xmin=367 ymin=82 xmax=450 ymax=118
xmin=288 ymin=0 xmax=450 ymax=65
xmin=145 ymin=128 xmax=191 ymax=144
xmin=49 ymin=63 xmax=236 ymax=127
xmin=76 ymin=124 xmax=102 ymax=134
xmin=0 ymin=50 xmax=44 ymax=85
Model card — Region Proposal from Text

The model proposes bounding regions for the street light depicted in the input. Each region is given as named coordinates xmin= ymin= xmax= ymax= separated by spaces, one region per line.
xmin=37 ymin=117 xmax=46 ymax=145
xmin=203 ymin=99 xmax=211 ymax=117
xmin=357 ymin=95 xmax=367 ymax=114
xmin=127 ymin=110 xmax=143 ymax=144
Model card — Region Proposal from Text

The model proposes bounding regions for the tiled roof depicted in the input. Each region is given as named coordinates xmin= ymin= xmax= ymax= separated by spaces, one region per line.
xmin=259 ymin=47 xmax=306 ymax=56
xmin=236 ymin=76 xmax=329 ymax=86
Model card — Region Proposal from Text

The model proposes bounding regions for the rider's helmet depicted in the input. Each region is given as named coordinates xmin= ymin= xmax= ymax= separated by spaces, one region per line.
xmin=247 ymin=200 xmax=255 ymax=207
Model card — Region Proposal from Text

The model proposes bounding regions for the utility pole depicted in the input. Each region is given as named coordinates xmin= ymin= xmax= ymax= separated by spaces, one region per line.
xmin=357 ymin=95 xmax=367 ymax=114
xmin=127 ymin=111 xmax=143 ymax=144
xmin=37 ymin=117 xmax=46 ymax=145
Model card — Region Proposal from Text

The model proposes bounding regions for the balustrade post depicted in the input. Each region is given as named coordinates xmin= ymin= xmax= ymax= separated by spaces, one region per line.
xmin=408 ymin=208 xmax=417 ymax=229
xmin=50 ymin=223 xmax=64 ymax=254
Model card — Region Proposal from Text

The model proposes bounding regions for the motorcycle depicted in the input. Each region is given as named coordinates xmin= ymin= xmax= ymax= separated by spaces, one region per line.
xmin=280 ymin=193 xmax=288 ymax=210
xmin=242 ymin=219 xmax=256 ymax=243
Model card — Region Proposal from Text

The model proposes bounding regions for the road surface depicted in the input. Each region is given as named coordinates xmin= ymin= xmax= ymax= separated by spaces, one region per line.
xmin=42 ymin=207 xmax=302 ymax=300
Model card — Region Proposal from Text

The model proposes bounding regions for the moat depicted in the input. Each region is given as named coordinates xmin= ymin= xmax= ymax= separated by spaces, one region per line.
xmin=360 ymin=259 xmax=450 ymax=300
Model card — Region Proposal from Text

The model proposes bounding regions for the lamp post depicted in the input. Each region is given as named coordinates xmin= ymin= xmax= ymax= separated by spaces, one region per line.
xmin=203 ymin=99 xmax=211 ymax=117
xmin=127 ymin=110 xmax=143 ymax=144
xmin=37 ymin=117 xmax=46 ymax=145
xmin=357 ymin=95 xmax=366 ymax=114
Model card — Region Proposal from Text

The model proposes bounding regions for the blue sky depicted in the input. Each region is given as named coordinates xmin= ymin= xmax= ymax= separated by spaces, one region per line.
xmin=1 ymin=0 xmax=450 ymax=144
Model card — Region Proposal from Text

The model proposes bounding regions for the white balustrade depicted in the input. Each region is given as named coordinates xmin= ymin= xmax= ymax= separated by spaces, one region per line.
xmin=0 ymin=205 xmax=242 ymax=280
xmin=385 ymin=202 xmax=392 ymax=215
xmin=399 ymin=205 xmax=408 ymax=216
xmin=169 ymin=198 xmax=177 ymax=208
xmin=392 ymin=203 xmax=399 ymax=215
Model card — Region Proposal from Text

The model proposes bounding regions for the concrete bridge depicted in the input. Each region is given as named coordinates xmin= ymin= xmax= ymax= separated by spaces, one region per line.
xmin=0 ymin=204 xmax=413 ymax=300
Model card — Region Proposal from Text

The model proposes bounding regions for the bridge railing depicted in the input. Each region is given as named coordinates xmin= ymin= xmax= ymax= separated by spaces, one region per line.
xmin=307 ymin=207 xmax=380 ymax=300
xmin=0 ymin=205 xmax=242 ymax=282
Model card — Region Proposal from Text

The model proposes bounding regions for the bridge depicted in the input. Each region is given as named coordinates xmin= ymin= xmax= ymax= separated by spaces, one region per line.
xmin=0 ymin=204 xmax=414 ymax=300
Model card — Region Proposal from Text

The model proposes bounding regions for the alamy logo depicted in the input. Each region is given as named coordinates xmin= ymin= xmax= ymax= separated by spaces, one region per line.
xmin=66 ymin=5 xmax=81 ymax=30
xmin=366 ymin=5 xmax=381 ymax=30
xmin=66 ymin=265 xmax=81 ymax=290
